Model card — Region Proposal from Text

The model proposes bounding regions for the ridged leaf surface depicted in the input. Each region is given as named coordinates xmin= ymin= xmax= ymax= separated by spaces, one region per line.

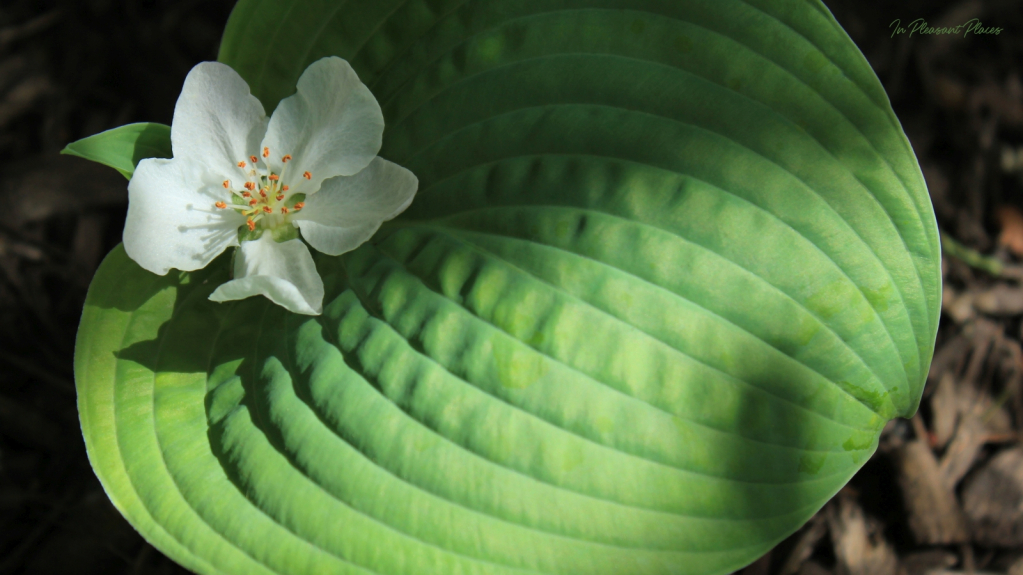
xmin=75 ymin=1 xmax=941 ymax=574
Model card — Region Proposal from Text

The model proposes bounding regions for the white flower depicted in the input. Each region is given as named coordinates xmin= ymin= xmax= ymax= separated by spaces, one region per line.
xmin=123 ymin=57 xmax=418 ymax=315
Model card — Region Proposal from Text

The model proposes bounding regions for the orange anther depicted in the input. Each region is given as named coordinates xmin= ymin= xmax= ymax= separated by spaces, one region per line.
xmin=222 ymin=180 xmax=230 ymax=189
xmin=281 ymin=154 xmax=292 ymax=163
xmin=302 ymin=171 xmax=311 ymax=180
xmin=280 ymin=206 xmax=289 ymax=214
xmin=246 ymin=219 xmax=256 ymax=231
xmin=244 ymin=182 xmax=256 ymax=191
xmin=262 ymin=206 xmax=272 ymax=213
xmin=282 ymin=185 xmax=289 ymax=192
xmin=268 ymin=174 xmax=279 ymax=181
xmin=250 ymin=155 xmax=258 ymax=164
xmin=249 ymin=198 xmax=258 ymax=206
xmin=259 ymin=189 xmax=267 ymax=198
xmin=215 ymin=201 xmax=227 ymax=209
xmin=275 ymin=194 xmax=284 ymax=201
xmin=238 ymin=161 xmax=246 ymax=168
xmin=262 ymin=147 xmax=269 ymax=158
xmin=293 ymin=202 xmax=304 ymax=210
xmin=241 ymin=191 xmax=251 ymax=198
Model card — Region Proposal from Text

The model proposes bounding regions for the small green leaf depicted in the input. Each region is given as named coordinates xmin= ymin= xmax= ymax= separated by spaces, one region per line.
xmin=61 ymin=122 xmax=172 ymax=179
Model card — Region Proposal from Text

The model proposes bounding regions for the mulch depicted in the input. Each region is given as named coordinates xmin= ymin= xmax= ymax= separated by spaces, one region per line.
xmin=0 ymin=0 xmax=1021 ymax=574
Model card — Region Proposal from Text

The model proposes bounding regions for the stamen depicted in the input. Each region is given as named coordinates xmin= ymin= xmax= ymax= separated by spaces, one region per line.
xmin=303 ymin=171 xmax=312 ymax=180
xmin=215 ymin=201 xmax=227 ymax=209
xmin=246 ymin=219 xmax=256 ymax=231
xmin=259 ymin=190 xmax=267 ymax=198
xmin=242 ymin=191 xmax=251 ymax=198
xmin=262 ymin=147 xmax=269 ymax=158
xmin=249 ymin=155 xmax=258 ymax=164
xmin=238 ymin=161 xmax=246 ymax=168
xmin=244 ymin=182 xmax=256 ymax=191
xmin=280 ymin=207 xmax=289 ymax=214
xmin=268 ymin=174 xmax=279 ymax=181
xmin=262 ymin=206 xmax=272 ymax=213
xmin=249 ymin=199 xmax=258 ymax=206
xmin=282 ymin=185 xmax=289 ymax=192
xmin=275 ymin=194 xmax=284 ymax=201
xmin=222 ymin=180 xmax=230 ymax=189
xmin=282 ymin=155 xmax=292 ymax=163
xmin=293 ymin=202 xmax=305 ymax=211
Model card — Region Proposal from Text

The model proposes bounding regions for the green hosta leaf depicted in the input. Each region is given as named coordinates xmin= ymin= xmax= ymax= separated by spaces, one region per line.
xmin=76 ymin=1 xmax=941 ymax=574
xmin=61 ymin=122 xmax=172 ymax=179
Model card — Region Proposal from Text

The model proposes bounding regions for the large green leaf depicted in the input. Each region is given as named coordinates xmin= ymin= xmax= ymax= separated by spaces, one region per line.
xmin=76 ymin=1 xmax=941 ymax=574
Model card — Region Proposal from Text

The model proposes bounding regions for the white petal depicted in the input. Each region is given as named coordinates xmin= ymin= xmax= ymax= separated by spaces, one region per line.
xmin=124 ymin=158 xmax=245 ymax=275
xmin=172 ymin=61 xmax=268 ymax=177
xmin=294 ymin=158 xmax=418 ymax=256
xmin=208 ymin=234 xmax=324 ymax=315
xmin=261 ymin=57 xmax=383 ymax=194
xmin=296 ymin=221 xmax=381 ymax=259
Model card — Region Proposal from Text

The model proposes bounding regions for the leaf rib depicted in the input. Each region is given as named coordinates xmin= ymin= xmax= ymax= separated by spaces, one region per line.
xmin=399 ymin=143 xmax=904 ymax=417
xmin=123 ymin=284 xmax=279 ymax=575
xmin=317 ymin=272 xmax=861 ymax=495
xmin=269 ymin=312 xmax=818 ymax=557
xmin=376 ymin=225 xmax=879 ymax=442
xmin=383 ymin=56 xmax=923 ymax=401
xmin=365 ymin=2 xmax=935 ymax=357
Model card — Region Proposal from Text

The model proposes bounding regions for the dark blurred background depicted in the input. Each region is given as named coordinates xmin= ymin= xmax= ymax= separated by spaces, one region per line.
xmin=0 ymin=0 xmax=1021 ymax=573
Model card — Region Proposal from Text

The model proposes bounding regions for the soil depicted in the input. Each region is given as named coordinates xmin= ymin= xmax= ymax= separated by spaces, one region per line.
xmin=0 ymin=0 xmax=1021 ymax=574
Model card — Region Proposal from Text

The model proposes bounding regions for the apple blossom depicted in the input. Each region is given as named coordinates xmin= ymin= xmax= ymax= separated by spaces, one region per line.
xmin=123 ymin=56 xmax=417 ymax=315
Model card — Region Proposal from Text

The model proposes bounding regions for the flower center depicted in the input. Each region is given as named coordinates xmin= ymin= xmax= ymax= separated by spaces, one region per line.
xmin=215 ymin=147 xmax=308 ymax=241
